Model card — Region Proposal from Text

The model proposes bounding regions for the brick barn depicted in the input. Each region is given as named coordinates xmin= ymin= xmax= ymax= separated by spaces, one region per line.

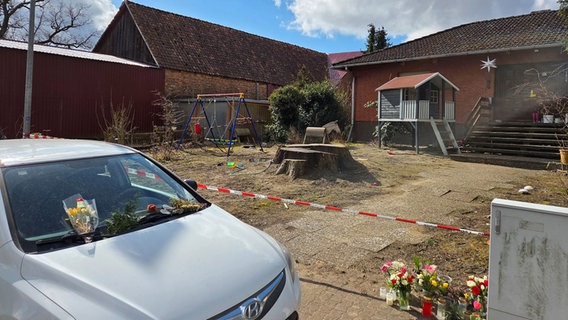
xmin=93 ymin=1 xmax=328 ymax=101
xmin=93 ymin=1 xmax=329 ymax=139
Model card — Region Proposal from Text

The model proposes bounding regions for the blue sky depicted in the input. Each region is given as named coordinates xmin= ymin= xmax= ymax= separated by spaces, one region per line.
xmin=100 ymin=0 xmax=560 ymax=54
xmin=107 ymin=0 xmax=369 ymax=53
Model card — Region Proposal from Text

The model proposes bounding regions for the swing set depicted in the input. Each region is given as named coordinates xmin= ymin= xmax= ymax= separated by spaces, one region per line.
xmin=177 ymin=93 xmax=264 ymax=156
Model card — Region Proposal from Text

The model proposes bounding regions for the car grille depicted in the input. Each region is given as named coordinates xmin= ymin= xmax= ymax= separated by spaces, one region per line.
xmin=209 ymin=269 xmax=286 ymax=320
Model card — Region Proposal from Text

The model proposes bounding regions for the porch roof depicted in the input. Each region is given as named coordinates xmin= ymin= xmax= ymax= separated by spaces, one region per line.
xmin=375 ymin=72 xmax=459 ymax=92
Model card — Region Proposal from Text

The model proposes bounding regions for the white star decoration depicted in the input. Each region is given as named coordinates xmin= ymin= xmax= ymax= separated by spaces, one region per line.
xmin=480 ymin=57 xmax=497 ymax=72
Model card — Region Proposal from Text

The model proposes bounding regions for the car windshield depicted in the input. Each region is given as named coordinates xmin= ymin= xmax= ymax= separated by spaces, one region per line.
xmin=2 ymin=153 xmax=206 ymax=253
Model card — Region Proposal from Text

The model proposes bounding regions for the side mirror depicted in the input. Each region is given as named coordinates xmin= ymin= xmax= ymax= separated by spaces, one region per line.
xmin=184 ymin=179 xmax=198 ymax=190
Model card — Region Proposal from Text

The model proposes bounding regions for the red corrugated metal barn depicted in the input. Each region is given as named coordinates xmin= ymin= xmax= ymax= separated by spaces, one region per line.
xmin=0 ymin=39 xmax=165 ymax=139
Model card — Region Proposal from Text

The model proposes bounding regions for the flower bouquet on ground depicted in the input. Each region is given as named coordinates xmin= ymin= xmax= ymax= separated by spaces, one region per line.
xmin=63 ymin=194 xmax=99 ymax=242
xmin=414 ymin=262 xmax=439 ymax=317
xmin=466 ymin=275 xmax=488 ymax=316
xmin=381 ymin=260 xmax=415 ymax=311
xmin=437 ymin=274 xmax=452 ymax=297
xmin=415 ymin=263 xmax=438 ymax=297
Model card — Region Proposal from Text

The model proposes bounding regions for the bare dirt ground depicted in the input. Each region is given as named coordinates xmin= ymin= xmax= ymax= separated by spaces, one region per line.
xmin=153 ymin=142 xmax=568 ymax=318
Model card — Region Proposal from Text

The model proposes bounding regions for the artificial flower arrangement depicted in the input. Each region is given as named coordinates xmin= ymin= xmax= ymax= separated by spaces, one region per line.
xmin=63 ymin=194 xmax=99 ymax=235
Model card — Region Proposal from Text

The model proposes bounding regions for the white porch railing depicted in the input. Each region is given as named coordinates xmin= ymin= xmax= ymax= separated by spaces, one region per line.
xmin=445 ymin=101 xmax=455 ymax=120
xmin=381 ymin=100 xmax=456 ymax=120
xmin=400 ymin=100 xmax=430 ymax=120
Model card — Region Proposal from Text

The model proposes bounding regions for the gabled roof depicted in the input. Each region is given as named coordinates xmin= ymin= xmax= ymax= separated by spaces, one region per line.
xmin=335 ymin=10 xmax=568 ymax=68
xmin=0 ymin=39 xmax=153 ymax=67
xmin=376 ymin=72 xmax=459 ymax=91
xmin=99 ymin=1 xmax=328 ymax=86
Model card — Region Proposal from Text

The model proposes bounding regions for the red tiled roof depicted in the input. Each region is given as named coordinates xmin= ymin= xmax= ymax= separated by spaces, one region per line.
xmin=334 ymin=10 xmax=568 ymax=68
xmin=377 ymin=73 xmax=437 ymax=91
xmin=328 ymin=51 xmax=362 ymax=84
xmin=122 ymin=2 xmax=328 ymax=85
xmin=376 ymin=72 xmax=459 ymax=91
xmin=329 ymin=51 xmax=363 ymax=64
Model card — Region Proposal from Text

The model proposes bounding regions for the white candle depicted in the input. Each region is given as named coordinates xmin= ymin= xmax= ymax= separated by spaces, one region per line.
xmin=379 ymin=287 xmax=387 ymax=300
xmin=386 ymin=291 xmax=394 ymax=306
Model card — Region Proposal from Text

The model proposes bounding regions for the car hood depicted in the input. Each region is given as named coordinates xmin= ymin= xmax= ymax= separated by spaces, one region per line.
xmin=21 ymin=205 xmax=285 ymax=319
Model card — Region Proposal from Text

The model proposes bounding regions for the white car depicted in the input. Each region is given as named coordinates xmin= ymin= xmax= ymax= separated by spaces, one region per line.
xmin=0 ymin=139 xmax=300 ymax=319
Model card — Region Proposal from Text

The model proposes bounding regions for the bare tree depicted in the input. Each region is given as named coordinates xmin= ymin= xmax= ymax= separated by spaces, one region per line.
xmin=0 ymin=0 xmax=44 ymax=39
xmin=1 ymin=0 xmax=99 ymax=49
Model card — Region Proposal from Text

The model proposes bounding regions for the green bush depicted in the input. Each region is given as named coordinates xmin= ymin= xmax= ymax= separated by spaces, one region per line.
xmin=268 ymin=85 xmax=305 ymax=142
xmin=299 ymin=81 xmax=347 ymax=130
xmin=268 ymin=80 xmax=347 ymax=142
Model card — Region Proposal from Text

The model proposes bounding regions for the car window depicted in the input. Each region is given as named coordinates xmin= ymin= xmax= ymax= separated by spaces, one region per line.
xmin=122 ymin=158 xmax=180 ymax=197
xmin=2 ymin=154 xmax=203 ymax=252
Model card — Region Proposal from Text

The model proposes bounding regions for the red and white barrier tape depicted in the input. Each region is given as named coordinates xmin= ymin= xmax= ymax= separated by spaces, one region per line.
xmin=24 ymin=133 xmax=62 ymax=139
xmin=124 ymin=167 xmax=163 ymax=181
xmin=197 ymin=183 xmax=490 ymax=237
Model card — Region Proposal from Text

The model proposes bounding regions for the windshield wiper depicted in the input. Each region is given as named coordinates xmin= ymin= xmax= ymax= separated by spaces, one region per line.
xmin=35 ymin=229 xmax=102 ymax=246
xmin=137 ymin=205 xmax=201 ymax=226
xmin=137 ymin=211 xmax=176 ymax=225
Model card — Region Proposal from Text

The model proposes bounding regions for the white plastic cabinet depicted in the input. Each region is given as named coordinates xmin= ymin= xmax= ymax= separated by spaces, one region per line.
xmin=488 ymin=199 xmax=568 ymax=320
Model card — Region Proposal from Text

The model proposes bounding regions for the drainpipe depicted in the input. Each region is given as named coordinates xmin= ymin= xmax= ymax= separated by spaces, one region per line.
xmin=347 ymin=72 xmax=355 ymax=142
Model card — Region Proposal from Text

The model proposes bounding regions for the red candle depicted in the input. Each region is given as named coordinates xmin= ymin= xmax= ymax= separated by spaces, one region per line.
xmin=422 ymin=297 xmax=433 ymax=317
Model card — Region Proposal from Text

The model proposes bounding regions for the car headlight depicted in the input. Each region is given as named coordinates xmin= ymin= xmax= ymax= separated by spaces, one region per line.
xmin=277 ymin=241 xmax=297 ymax=283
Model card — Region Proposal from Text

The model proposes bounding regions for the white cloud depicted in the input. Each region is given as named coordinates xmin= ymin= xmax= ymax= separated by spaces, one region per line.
xmin=39 ymin=0 xmax=118 ymax=31
xmin=284 ymin=0 xmax=559 ymax=42
xmin=86 ymin=0 xmax=119 ymax=31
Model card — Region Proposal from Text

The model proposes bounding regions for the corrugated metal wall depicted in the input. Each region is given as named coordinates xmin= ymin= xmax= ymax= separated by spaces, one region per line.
xmin=0 ymin=47 xmax=165 ymax=139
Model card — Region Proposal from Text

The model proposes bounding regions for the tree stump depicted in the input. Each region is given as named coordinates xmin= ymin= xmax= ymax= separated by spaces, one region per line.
xmin=275 ymin=159 xmax=307 ymax=179
xmin=273 ymin=144 xmax=355 ymax=178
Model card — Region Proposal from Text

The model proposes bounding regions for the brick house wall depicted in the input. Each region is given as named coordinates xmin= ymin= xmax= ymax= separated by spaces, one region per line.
xmin=349 ymin=47 xmax=568 ymax=141
xmin=165 ymin=69 xmax=277 ymax=100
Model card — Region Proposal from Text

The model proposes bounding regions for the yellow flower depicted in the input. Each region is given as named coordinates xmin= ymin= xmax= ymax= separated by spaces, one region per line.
xmin=464 ymin=293 xmax=469 ymax=299
xmin=430 ymin=279 xmax=438 ymax=287
xmin=442 ymin=282 xmax=449 ymax=289
xmin=68 ymin=208 xmax=77 ymax=216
